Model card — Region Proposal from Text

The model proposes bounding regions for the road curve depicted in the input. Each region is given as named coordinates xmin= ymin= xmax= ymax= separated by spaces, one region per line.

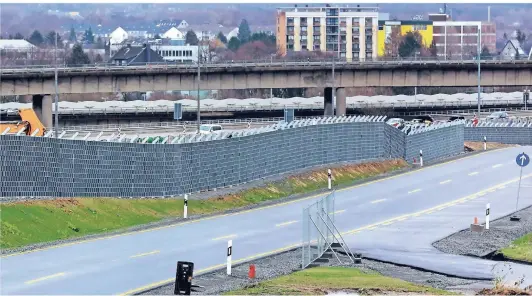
xmin=1 ymin=146 xmax=531 ymax=295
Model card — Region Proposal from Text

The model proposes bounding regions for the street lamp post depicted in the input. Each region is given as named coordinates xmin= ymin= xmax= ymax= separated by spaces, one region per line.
xmin=196 ymin=43 xmax=201 ymax=132
xmin=54 ymin=31 xmax=59 ymax=137
xmin=477 ymin=28 xmax=481 ymax=115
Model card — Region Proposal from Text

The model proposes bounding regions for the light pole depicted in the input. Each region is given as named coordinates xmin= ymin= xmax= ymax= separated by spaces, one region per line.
xmin=54 ymin=31 xmax=59 ymax=137
xmin=196 ymin=43 xmax=201 ymax=132
xmin=332 ymin=56 xmax=335 ymax=116
xmin=477 ymin=28 xmax=481 ymax=115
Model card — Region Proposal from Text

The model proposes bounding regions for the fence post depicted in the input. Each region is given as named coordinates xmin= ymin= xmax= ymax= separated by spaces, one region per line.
xmin=184 ymin=194 xmax=188 ymax=219
xmin=419 ymin=150 xmax=424 ymax=167
xmin=486 ymin=203 xmax=490 ymax=230
xmin=227 ymin=240 xmax=232 ymax=275
xmin=327 ymin=169 xmax=332 ymax=190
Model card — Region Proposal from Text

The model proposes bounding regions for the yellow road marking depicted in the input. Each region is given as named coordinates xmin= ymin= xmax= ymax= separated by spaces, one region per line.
xmin=492 ymin=164 xmax=503 ymax=168
xmin=382 ymin=221 xmax=394 ymax=225
xmin=1 ymin=147 xmax=513 ymax=259
xmin=468 ymin=172 xmax=479 ymax=176
xmin=397 ymin=217 xmax=407 ymax=221
xmin=330 ymin=210 xmax=346 ymax=215
xmin=408 ymin=189 xmax=422 ymax=194
xmin=440 ymin=179 xmax=452 ymax=185
xmin=25 ymin=272 xmax=65 ymax=285
xmin=212 ymin=234 xmax=237 ymax=241
xmin=371 ymin=199 xmax=386 ymax=204
xmin=426 ymin=211 xmax=435 ymax=214
xmin=130 ymin=250 xmax=159 ymax=259
xmin=275 ymin=221 xmax=298 ymax=227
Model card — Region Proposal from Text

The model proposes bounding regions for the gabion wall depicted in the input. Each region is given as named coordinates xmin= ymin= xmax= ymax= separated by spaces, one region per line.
xmin=0 ymin=121 xmax=465 ymax=198
xmin=464 ymin=126 xmax=532 ymax=145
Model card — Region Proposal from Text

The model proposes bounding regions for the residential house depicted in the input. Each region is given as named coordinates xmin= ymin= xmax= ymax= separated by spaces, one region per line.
xmin=162 ymin=27 xmax=185 ymax=39
xmin=109 ymin=44 xmax=164 ymax=65
xmin=110 ymin=27 xmax=129 ymax=44
xmin=500 ymin=39 xmax=526 ymax=60
xmin=155 ymin=19 xmax=189 ymax=29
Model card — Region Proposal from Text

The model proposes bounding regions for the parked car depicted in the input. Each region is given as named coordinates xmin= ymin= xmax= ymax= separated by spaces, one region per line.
xmin=386 ymin=118 xmax=405 ymax=129
xmin=199 ymin=124 xmax=223 ymax=134
xmin=487 ymin=111 xmax=508 ymax=120
xmin=448 ymin=115 xmax=465 ymax=122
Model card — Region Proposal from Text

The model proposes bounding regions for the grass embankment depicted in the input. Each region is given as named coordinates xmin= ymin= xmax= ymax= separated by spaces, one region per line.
xmin=227 ymin=267 xmax=452 ymax=295
xmin=499 ymin=232 xmax=532 ymax=263
xmin=0 ymin=159 xmax=407 ymax=250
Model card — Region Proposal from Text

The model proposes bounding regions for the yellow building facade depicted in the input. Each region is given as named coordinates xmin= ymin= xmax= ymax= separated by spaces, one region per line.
xmin=377 ymin=20 xmax=433 ymax=57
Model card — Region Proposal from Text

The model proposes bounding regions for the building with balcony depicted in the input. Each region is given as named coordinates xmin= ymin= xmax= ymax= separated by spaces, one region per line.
xmin=377 ymin=20 xmax=434 ymax=57
xmin=276 ymin=5 xmax=379 ymax=61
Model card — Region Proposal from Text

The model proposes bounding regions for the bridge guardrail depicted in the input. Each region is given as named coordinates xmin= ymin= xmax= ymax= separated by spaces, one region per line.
xmin=2 ymin=59 xmax=532 ymax=76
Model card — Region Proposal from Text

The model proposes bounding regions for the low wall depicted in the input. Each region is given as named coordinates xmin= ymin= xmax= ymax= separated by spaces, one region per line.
xmin=465 ymin=125 xmax=532 ymax=146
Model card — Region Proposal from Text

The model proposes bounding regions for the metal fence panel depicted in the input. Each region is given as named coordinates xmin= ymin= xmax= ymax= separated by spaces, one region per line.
xmin=302 ymin=191 xmax=335 ymax=268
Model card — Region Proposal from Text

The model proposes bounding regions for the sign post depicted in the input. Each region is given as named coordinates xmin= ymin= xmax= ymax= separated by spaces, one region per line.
xmin=511 ymin=152 xmax=529 ymax=221
xmin=227 ymin=240 xmax=232 ymax=276
xmin=485 ymin=203 xmax=490 ymax=230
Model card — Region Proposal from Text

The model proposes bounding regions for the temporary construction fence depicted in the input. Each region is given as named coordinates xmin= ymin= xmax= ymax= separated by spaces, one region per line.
xmin=301 ymin=191 xmax=355 ymax=269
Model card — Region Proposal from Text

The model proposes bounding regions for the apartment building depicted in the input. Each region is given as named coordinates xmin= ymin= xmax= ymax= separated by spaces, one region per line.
xmin=276 ymin=6 xmax=379 ymax=61
xmin=153 ymin=44 xmax=198 ymax=63
xmin=429 ymin=14 xmax=496 ymax=59
xmin=377 ymin=20 xmax=434 ymax=57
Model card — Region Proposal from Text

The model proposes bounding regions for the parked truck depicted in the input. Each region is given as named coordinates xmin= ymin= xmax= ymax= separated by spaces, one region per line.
xmin=0 ymin=108 xmax=46 ymax=136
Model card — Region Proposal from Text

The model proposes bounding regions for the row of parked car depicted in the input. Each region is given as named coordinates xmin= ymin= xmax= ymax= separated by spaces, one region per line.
xmin=386 ymin=111 xmax=518 ymax=130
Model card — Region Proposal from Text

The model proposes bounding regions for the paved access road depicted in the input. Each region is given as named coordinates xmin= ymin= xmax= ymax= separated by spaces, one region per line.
xmin=1 ymin=147 xmax=531 ymax=295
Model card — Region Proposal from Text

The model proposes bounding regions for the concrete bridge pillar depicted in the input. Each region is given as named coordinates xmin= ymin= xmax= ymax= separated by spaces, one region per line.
xmin=335 ymin=88 xmax=346 ymax=116
xmin=324 ymin=87 xmax=334 ymax=117
xmin=32 ymin=95 xmax=53 ymax=129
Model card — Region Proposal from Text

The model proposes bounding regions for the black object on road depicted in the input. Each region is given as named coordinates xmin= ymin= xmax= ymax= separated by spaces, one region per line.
xmin=174 ymin=261 xmax=194 ymax=295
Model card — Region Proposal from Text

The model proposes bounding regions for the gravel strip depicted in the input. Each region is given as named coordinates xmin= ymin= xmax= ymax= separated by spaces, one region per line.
xmin=433 ymin=205 xmax=532 ymax=258
xmin=141 ymin=248 xmax=488 ymax=295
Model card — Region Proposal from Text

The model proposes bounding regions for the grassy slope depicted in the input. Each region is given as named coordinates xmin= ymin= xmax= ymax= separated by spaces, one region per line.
xmin=499 ymin=232 xmax=532 ymax=263
xmin=0 ymin=159 xmax=407 ymax=249
xmin=227 ymin=267 xmax=452 ymax=295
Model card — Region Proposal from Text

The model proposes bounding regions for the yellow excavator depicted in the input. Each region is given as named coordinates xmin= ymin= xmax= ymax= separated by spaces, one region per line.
xmin=0 ymin=108 xmax=46 ymax=136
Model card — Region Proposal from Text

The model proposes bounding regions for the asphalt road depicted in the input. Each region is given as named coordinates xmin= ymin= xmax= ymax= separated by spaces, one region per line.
xmin=1 ymin=146 xmax=531 ymax=295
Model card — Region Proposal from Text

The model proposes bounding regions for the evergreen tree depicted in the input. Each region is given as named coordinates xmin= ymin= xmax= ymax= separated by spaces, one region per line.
xmin=29 ymin=30 xmax=44 ymax=46
xmin=480 ymin=45 xmax=491 ymax=60
xmin=46 ymin=31 xmax=62 ymax=47
xmin=398 ymin=32 xmax=421 ymax=58
xmin=84 ymin=27 xmax=94 ymax=44
xmin=67 ymin=43 xmax=91 ymax=66
xmin=14 ymin=33 xmax=24 ymax=40
xmin=69 ymin=27 xmax=77 ymax=42
xmin=217 ymin=31 xmax=227 ymax=44
xmin=154 ymin=33 xmax=161 ymax=39
xmin=237 ymin=19 xmax=251 ymax=43
xmin=227 ymin=36 xmax=241 ymax=51
xmin=185 ymin=30 xmax=199 ymax=45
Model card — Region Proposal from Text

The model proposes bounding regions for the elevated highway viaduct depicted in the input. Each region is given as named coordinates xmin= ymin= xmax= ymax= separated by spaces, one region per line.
xmin=1 ymin=60 xmax=532 ymax=128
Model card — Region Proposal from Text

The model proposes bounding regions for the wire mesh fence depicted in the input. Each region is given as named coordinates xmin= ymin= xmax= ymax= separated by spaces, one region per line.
xmin=302 ymin=191 xmax=335 ymax=269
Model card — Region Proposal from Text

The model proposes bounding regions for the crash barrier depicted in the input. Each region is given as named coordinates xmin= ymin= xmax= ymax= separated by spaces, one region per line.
xmin=0 ymin=116 xmax=465 ymax=198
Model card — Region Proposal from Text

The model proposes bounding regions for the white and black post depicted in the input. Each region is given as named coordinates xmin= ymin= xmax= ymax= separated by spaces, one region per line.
xmin=327 ymin=169 xmax=332 ymax=190
xmin=184 ymin=194 xmax=188 ymax=219
xmin=483 ymin=136 xmax=487 ymax=151
xmin=419 ymin=150 xmax=424 ymax=167
xmin=485 ymin=203 xmax=490 ymax=230
xmin=227 ymin=240 xmax=232 ymax=275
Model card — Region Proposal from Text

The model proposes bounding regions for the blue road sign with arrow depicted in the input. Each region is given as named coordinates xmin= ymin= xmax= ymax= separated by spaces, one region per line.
xmin=516 ymin=153 xmax=530 ymax=167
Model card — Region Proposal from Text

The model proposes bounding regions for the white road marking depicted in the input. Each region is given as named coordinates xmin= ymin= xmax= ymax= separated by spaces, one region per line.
xmin=492 ymin=164 xmax=503 ymax=168
xmin=275 ymin=221 xmax=298 ymax=227
xmin=330 ymin=210 xmax=346 ymax=215
xmin=468 ymin=172 xmax=479 ymax=176
xmin=213 ymin=234 xmax=237 ymax=241
xmin=440 ymin=179 xmax=452 ymax=185
xmin=130 ymin=250 xmax=160 ymax=259
xmin=371 ymin=199 xmax=386 ymax=204
xmin=408 ymin=189 xmax=422 ymax=194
